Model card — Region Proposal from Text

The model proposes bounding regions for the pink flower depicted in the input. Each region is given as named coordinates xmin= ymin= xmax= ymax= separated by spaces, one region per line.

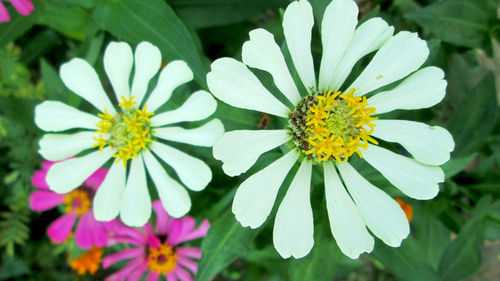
xmin=0 ymin=0 xmax=34 ymax=23
xmin=103 ymin=200 xmax=210 ymax=281
xmin=30 ymin=160 xmax=109 ymax=249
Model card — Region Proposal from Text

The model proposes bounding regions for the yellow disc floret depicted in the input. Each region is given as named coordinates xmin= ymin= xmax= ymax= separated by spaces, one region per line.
xmin=64 ymin=189 xmax=91 ymax=215
xmin=93 ymin=96 xmax=154 ymax=167
xmin=69 ymin=247 xmax=103 ymax=275
xmin=148 ymin=243 xmax=178 ymax=275
xmin=288 ymin=89 xmax=378 ymax=163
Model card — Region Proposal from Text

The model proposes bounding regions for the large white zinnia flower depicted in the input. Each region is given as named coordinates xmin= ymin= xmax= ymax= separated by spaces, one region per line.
xmin=35 ymin=41 xmax=224 ymax=227
xmin=207 ymin=0 xmax=454 ymax=259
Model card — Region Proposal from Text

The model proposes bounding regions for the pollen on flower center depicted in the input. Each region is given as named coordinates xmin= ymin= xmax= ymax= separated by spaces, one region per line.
xmin=64 ymin=188 xmax=92 ymax=215
xmin=147 ymin=243 xmax=178 ymax=274
xmin=93 ymin=96 xmax=155 ymax=167
xmin=287 ymin=89 xmax=378 ymax=163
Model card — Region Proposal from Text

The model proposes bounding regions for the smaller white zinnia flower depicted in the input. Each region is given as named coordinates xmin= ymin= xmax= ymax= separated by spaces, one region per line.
xmin=35 ymin=41 xmax=224 ymax=227
xmin=207 ymin=0 xmax=454 ymax=259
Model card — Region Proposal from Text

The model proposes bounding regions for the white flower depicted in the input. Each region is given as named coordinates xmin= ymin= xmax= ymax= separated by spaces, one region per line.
xmin=207 ymin=0 xmax=454 ymax=259
xmin=35 ymin=41 xmax=224 ymax=227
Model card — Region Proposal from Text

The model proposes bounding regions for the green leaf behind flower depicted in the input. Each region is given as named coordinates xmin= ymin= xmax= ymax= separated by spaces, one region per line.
xmin=93 ymin=0 xmax=209 ymax=87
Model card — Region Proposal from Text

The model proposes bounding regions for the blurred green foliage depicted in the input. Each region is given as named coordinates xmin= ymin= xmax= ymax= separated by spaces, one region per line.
xmin=0 ymin=0 xmax=499 ymax=280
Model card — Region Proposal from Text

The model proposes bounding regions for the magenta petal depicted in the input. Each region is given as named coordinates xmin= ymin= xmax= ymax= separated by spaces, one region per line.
xmin=169 ymin=217 xmax=210 ymax=245
xmin=47 ymin=213 xmax=77 ymax=243
xmin=177 ymin=256 xmax=198 ymax=274
xmin=143 ymin=223 xmax=161 ymax=248
xmin=166 ymin=272 xmax=178 ymax=281
xmin=166 ymin=219 xmax=185 ymax=246
xmin=176 ymin=248 xmax=201 ymax=259
xmin=104 ymin=220 xmax=148 ymax=245
xmin=9 ymin=0 xmax=33 ymax=15
xmin=85 ymin=168 xmax=107 ymax=190
xmin=173 ymin=264 xmax=194 ymax=281
xmin=75 ymin=212 xmax=95 ymax=249
xmin=143 ymin=223 xmax=156 ymax=239
xmin=181 ymin=220 xmax=210 ymax=244
xmin=128 ymin=262 xmax=149 ymax=281
xmin=88 ymin=211 xmax=108 ymax=247
xmin=30 ymin=191 xmax=64 ymax=211
xmin=0 ymin=3 xmax=10 ymax=23
xmin=42 ymin=160 xmax=55 ymax=170
xmin=105 ymin=258 xmax=144 ymax=281
xmin=32 ymin=170 xmax=49 ymax=190
xmin=146 ymin=271 xmax=160 ymax=281
xmin=102 ymin=248 xmax=144 ymax=268
xmin=153 ymin=200 xmax=171 ymax=235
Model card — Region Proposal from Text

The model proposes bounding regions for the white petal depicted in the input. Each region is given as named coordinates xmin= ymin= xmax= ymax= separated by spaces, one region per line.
xmin=46 ymin=147 xmax=113 ymax=194
xmin=120 ymin=156 xmax=152 ymax=227
xmin=213 ymin=130 xmax=290 ymax=177
xmin=348 ymin=31 xmax=429 ymax=96
xmin=337 ymin=162 xmax=409 ymax=247
xmin=35 ymin=101 xmax=100 ymax=132
xmin=318 ymin=0 xmax=358 ymax=91
xmin=145 ymin=60 xmax=193 ymax=113
xmin=232 ymin=150 xmax=299 ymax=229
xmin=372 ymin=119 xmax=454 ymax=165
xmin=368 ymin=67 xmax=447 ymax=114
xmin=39 ymin=131 xmax=95 ymax=161
xmin=273 ymin=159 xmax=313 ymax=259
xmin=242 ymin=28 xmax=300 ymax=104
xmin=329 ymin=18 xmax=394 ymax=91
xmin=151 ymin=141 xmax=211 ymax=191
xmin=104 ymin=41 xmax=133 ymax=101
xmin=60 ymin=58 xmax=116 ymax=114
xmin=131 ymin=41 xmax=162 ymax=106
xmin=207 ymin=58 xmax=289 ymax=117
xmin=323 ymin=162 xmax=374 ymax=259
xmin=142 ymin=150 xmax=191 ymax=218
xmin=151 ymin=90 xmax=217 ymax=127
xmin=154 ymin=119 xmax=224 ymax=147
xmin=93 ymin=162 xmax=126 ymax=221
xmin=362 ymin=145 xmax=444 ymax=200
xmin=282 ymin=0 xmax=316 ymax=91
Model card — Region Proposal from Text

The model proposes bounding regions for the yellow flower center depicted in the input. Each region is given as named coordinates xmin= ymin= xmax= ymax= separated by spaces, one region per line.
xmin=288 ymin=89 xmax=378 ymax=163
xmin=64 ymin=189 xmax=91 ymax=215
xmin=93 ymin=96 xmax=155 ymax=167
xmin=147 ymin=243 xmax=178 ymax=275
xmin=69 ymin=247 xmax=103 ymax=275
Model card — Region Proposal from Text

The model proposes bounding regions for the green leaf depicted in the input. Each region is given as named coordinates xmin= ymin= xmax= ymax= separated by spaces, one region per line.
xmin=196 ymin=209 xmax=262 ymax=281
xmin=405 ymin=0 xmax=492 ymax=48
xmin=288 ymin=221 xmax=342 ymax=281
xmin=170 ymin=0 xmax=286 ymax=29
xmin=437 ymin=197 xmax=492 ymax=281
xmin=0 ymin=7 xmax=37 ymax=47
xmin=414 ymin=202 xmax=451 ymax=269
xmin=309 ymin=0 xmax=331 ymax=26
xmin=372 ymin=237 xmax=441 ymax=281
xmin=448 ymin=74 xmax=498 ymax=156
xmin=36 ymin=0 xmax=92 ymax=40
xmin=0 ymin=256 xmax=30 ymax=280
xmin=437 ymin=217 xmax=484 ymax=281
xmin=441 ymin=153 xmax=476 ymax=179
xmin=93 ymin=0 xmax=208 ymax=87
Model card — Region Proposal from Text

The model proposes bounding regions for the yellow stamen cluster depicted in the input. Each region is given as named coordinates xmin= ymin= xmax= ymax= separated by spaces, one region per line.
xmin=64 ymin=189 xmax=91 ymax=215
xmin=93 ymin=96 xmax=154 ymax=167
xmin=303 ymin=89 xmax=378 ymax=162
xmin=148 ymin=243 xmax=178 ymax=275
xmin=69 ymin=248 xmax=103 ymax=275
